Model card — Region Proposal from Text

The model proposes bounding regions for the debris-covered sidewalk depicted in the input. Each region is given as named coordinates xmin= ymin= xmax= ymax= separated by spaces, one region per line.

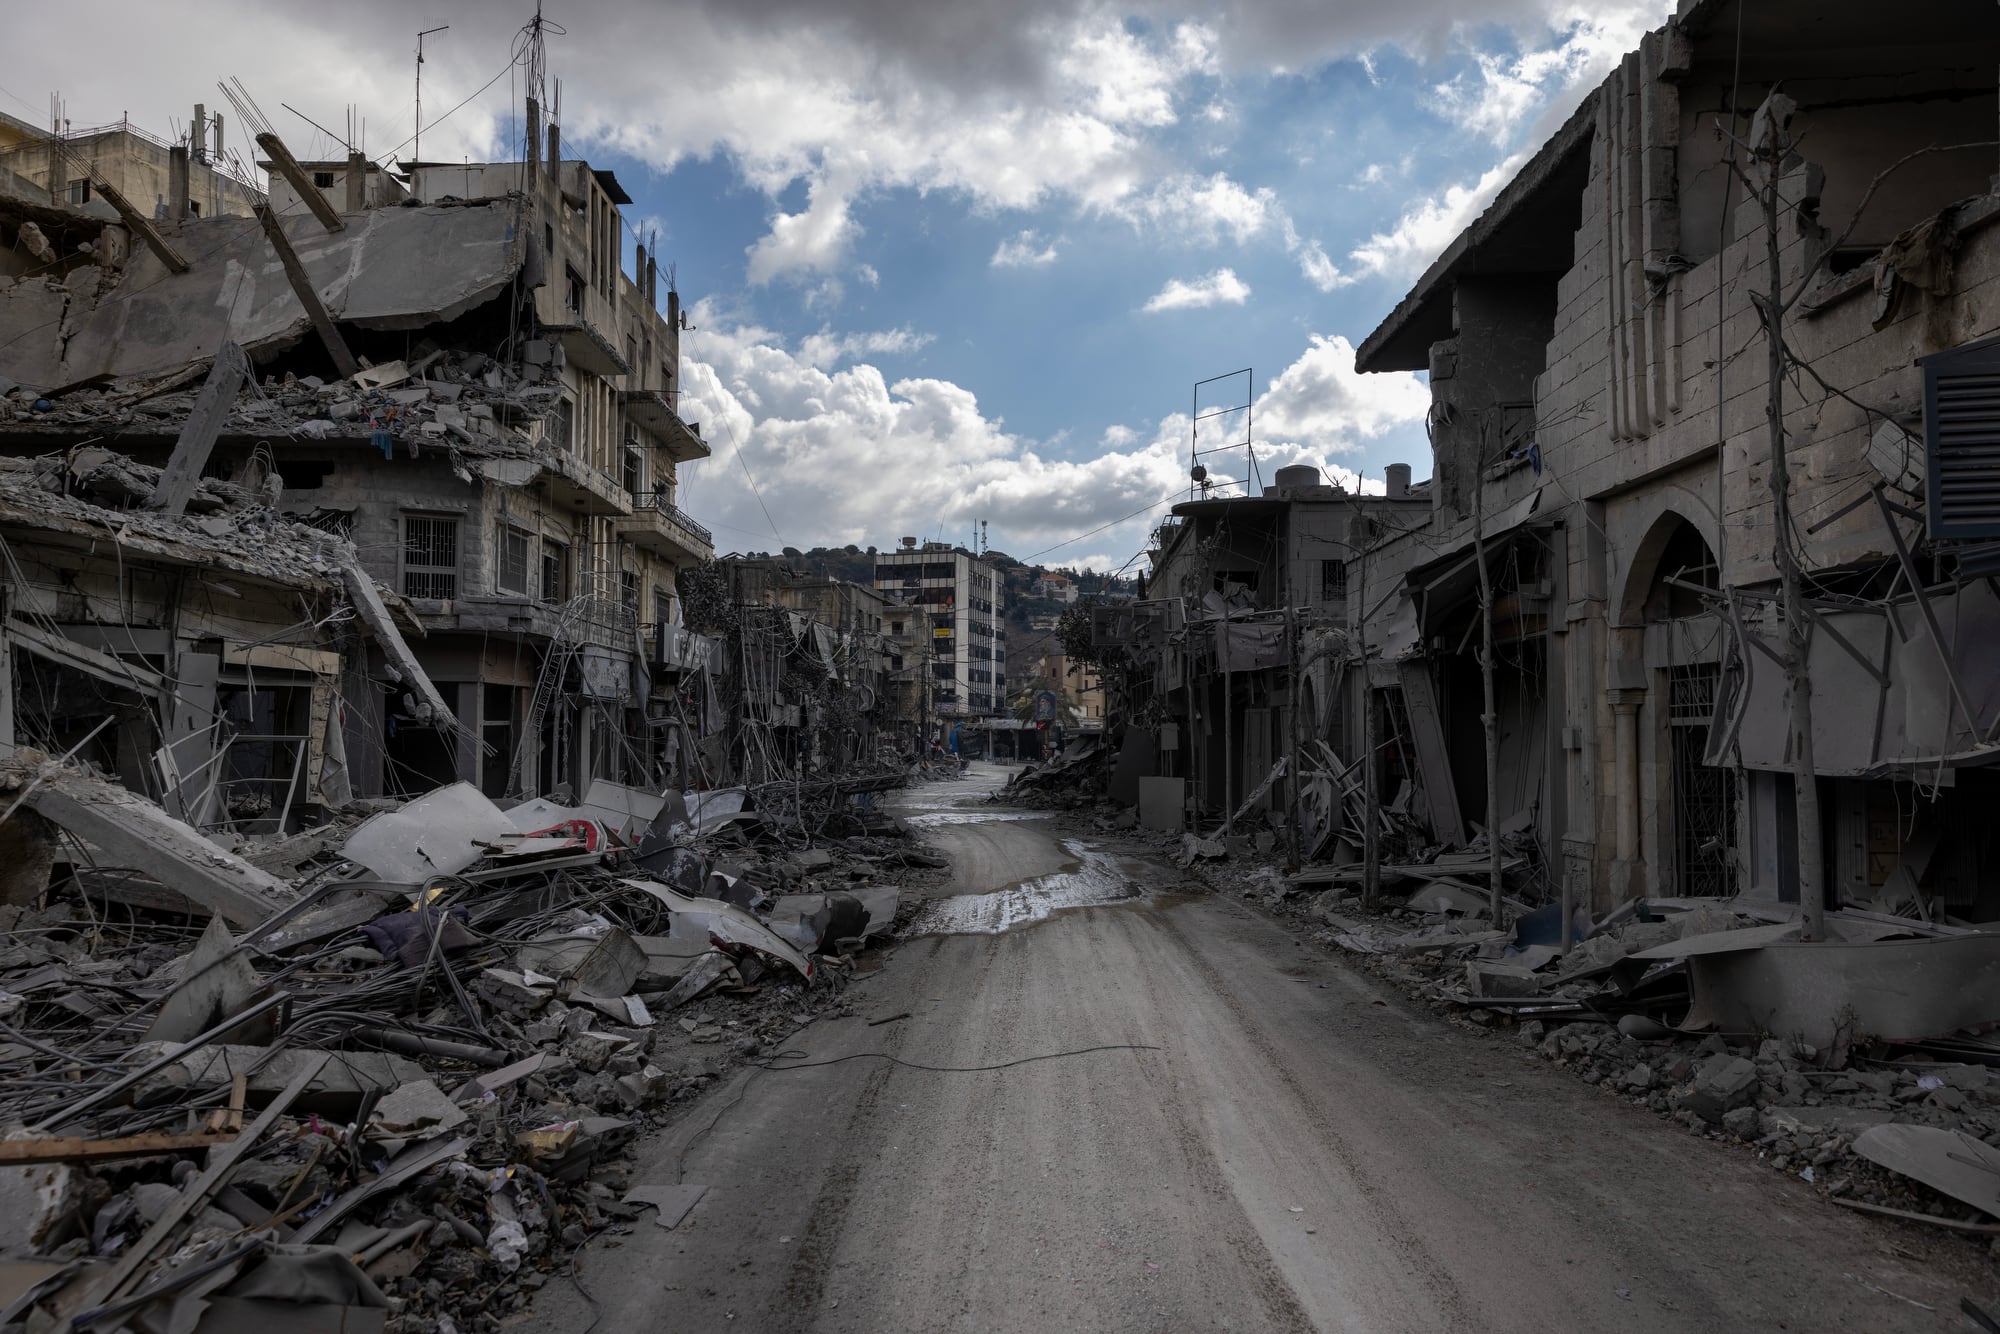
xmin=0 ymin=753 xmax=936 ymax=1334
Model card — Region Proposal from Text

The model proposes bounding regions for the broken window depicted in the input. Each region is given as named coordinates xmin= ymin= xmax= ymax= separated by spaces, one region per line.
xmin=620 ymin=568 xmax=639 ymax=609
xmin=312 ymin=171 xmax=335 ymax=189
xmin=496 ymin=524 xmax=533 ymax=595
xmin=565 ymin=266 xmax=585 ymax=315
xmin=555 ymin=397 xmax=575 ymax=452
xmin=67 ymin=179 xmax=90 ymax=205
xmin=622 ymin=432 xmax=644 ymax=497
xmin=402 ymin=514 xmax=459 ymax=599
xmin=541 ymin=539 xmax=570 ymax=603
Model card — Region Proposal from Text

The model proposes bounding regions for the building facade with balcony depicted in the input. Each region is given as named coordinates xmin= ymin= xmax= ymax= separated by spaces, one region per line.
xmin=873 ymin=540 xmax=1006 ymax=718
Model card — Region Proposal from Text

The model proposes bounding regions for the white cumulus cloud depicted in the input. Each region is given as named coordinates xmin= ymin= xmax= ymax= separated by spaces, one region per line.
xmin=674 ymin=304 xmax=1428 ymax=566
xmin=991 ymin=230 xmax=1061 ymax=267
xmin=1143 ymin=268 xmax=1251 ymax=312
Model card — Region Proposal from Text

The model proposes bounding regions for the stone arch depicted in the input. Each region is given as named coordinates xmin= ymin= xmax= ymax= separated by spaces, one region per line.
xmin=1613 ymin=487 xmax=1723 ymax=627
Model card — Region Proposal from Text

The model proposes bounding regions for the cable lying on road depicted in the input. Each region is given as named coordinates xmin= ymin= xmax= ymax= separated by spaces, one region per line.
xmin=675 ymin=1042 xmax=1163 ymax=1182
xmin=753 ymin=1042 xmax=1162 ymax=1074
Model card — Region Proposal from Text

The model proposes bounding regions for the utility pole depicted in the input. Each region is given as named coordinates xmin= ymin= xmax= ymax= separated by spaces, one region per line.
xmin=1358 ymin=514 xmax=1380 ymax=909
xmin=1285 ymin=598 xmax=1301 ymax=869
xmin=413 ymin=26 xmax=449 ymax=169
xmin=1748 ymin=97 xmax=1826 ymax=940
xmin=1472 ymin=440 xmax=1504 ymax=922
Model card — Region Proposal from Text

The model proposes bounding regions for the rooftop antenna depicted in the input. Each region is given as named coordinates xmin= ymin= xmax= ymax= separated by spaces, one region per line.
xmin=1189 ymin=368 xmax=1257 ymax=501
xmin=282 ymin=102 xmax=352 ymax=154
xmin=414 ymin=25 xmax=449 ymax=167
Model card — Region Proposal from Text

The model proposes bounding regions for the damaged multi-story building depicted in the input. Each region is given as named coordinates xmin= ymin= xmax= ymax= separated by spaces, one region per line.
xmin=1341 ymin=0 xmax=2000 ymax=921
xmin=694 ymin=557 xmax=903 ymax=781
xmin=0 ymin=96 xmax=714 ymax=823
xmin=1092 ymin=465 xmax=1427 ymax=834
xmin=873 ymin=540 xmax=1007 ymax=723
xmin=1 ymin=104 xmax=257 ymax=222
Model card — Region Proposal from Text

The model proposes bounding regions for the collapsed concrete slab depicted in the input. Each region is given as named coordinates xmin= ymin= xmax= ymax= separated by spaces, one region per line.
xmin=6 ymin=761 xmax=288 ymax=927
xmin=1 ymin=201 xmax=527 ymax=391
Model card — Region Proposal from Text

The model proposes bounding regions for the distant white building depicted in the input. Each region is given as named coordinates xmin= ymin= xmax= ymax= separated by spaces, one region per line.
xmin=1042 ymin=572 xmax=1078 ymax=604
xmin=873 ymin=540 xmax=1006 ymax=716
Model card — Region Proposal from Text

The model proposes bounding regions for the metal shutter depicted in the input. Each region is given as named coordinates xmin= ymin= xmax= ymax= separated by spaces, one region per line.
xmin=1925 ymin=340 xmax=2000 ymax=539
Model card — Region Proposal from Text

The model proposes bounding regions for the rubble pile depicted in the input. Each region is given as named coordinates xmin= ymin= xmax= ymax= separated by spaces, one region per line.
xmin=0 ymin=343 xmax=558 ymax=462
xmin=0 ymin=760 xmax=930 ymax=1333
xmin=997 ymin=738 xmax=1110 ymax=809
xmin=0 ymin=450 xmax=365 ymax=585
xmin=1238 ymin=873 xmax=2000 ymax=1244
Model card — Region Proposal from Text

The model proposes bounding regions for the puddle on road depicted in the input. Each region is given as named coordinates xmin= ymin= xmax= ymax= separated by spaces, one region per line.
xmin=905 ymin=841 xmax=1147 ymax=935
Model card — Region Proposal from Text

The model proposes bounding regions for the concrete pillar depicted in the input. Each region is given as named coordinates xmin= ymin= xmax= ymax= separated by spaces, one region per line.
xmin=168 ymin=146 xmax=189 ymax=221
xmin=1610 ymin=688 xmax=1644 ymax=900
xmin=346 ymin=151 xmax=366 ymax=212
xmin=546 ymin=123 xmax=560 ymax=181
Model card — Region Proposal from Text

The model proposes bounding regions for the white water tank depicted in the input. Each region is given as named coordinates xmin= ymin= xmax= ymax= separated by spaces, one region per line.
xmin=1385 ymin=463 xmax=1412 ymax=499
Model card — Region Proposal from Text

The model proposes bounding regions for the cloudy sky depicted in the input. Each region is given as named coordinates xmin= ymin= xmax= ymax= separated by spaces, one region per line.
xmin=3 ymin=0 xmax=1670 ymax=568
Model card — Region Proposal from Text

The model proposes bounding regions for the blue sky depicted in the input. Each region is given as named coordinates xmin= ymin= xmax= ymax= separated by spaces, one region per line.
xmin=5 ymin=0 xmax=1670 ymax=565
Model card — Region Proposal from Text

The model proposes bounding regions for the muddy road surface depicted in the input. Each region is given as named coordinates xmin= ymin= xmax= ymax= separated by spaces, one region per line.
xmin=525 ymin=764 xmax=1990 ymax=1333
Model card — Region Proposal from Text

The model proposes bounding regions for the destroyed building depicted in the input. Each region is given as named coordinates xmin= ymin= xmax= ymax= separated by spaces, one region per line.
xmin=0 ymin=103 xmax=714 ymax=810
xmin=1090 ymin=464 xmax=1427 ymax=838
xmin=0 ymin=104 xmax=257 ymax=222
xmin=1337 ymin=0 xmax=2000 ymax=919
xmin=693 ymin=558 xmax=903 ymax=780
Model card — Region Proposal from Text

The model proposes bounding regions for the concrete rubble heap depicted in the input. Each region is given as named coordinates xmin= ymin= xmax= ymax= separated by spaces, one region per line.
xmin=0 ymin=346 xmax=557 ymax=468
xmin=0 ymin=757 xmax=939 ymax=1334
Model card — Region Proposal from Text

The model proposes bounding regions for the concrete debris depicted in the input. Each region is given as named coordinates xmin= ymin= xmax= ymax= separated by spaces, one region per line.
xmin=1675 ymin=1055 xmax=1761 ymax=1125
xmin=0 ymin=738 xmax=930 ymax=1334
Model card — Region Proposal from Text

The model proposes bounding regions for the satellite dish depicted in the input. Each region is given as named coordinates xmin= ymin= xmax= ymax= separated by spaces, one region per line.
xmin=1190 ymin=464 xmax=1208 ymax=482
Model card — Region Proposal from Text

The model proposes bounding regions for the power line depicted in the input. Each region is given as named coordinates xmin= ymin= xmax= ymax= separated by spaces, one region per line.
xmin=1019 ymin=487 xmax=1186 ymax=562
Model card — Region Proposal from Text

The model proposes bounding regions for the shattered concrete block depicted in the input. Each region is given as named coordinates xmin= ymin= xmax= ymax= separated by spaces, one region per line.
xmin=567 ymin=1031 xmax=634 ymax=1074
xmin=1623 ymin=1063 xmax=1656 ymax=1092
xmin=475 ymin=968 xmax=551 ymax=1018
xmin=370 ymin=1079 xmax=471 ymax=1139
xmin=614 ymin=1066 xmax=671 ymax=1107
xmin=1675 ymin=1054 xmax=1760 ymax=1124
xmin=1721 ymin=1106 xmax=1761 ymax=1139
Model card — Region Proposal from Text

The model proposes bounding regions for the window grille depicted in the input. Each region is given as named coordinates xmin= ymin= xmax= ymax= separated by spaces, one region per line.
xmin=403 ymin=515 xmax=459 ymax=599
xmin=497 ymin=526 xmax=532 ymax=595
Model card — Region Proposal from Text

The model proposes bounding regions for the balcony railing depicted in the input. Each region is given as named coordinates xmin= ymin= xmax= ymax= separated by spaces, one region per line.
xmin=630 ymin=492 xmax=713 ymax=547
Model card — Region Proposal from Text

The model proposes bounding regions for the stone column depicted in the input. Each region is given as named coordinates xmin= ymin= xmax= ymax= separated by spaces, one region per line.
xmin=1609 ymin=688 xmax=1645 ymax=901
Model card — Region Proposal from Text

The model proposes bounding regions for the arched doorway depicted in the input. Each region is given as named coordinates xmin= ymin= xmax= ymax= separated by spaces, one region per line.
xmin=1629 ymin=513 xmax=1735 ymax=896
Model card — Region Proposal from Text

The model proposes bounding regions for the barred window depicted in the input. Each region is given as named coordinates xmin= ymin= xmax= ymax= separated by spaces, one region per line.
xmin=402 ymin=515 xmax=459 ymax=599
xmin=1321 ymin=559 xmax=1347 ymax=603
xmin=496 ymin=525 xmax=532 ymax=595
xmin=541 ymin=540 xmax=569 ymax=604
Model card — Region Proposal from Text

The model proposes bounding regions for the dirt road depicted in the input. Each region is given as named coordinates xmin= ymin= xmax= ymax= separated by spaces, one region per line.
xmin=527 ymin=766 xmax=1993 ymax=1332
